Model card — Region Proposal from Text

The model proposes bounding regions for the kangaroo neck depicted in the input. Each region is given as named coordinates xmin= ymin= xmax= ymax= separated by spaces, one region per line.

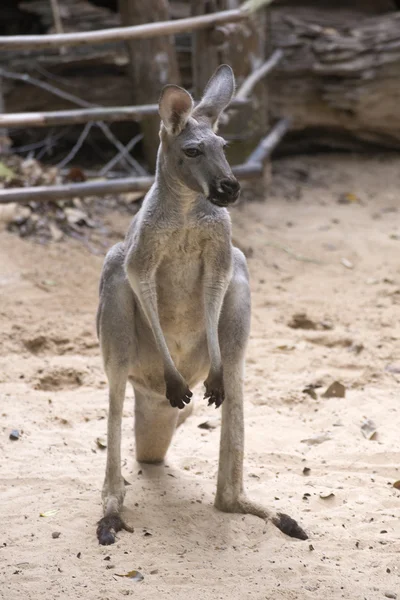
xmin=155 ymin=147 xmax=199 ymax=216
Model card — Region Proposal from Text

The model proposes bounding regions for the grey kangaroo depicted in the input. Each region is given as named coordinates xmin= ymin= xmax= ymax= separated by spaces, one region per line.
xmin=96 ymin=65 xmax=307 ymax=545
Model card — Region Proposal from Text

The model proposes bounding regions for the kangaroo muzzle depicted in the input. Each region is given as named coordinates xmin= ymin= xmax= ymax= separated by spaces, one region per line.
xmin=209 ymin=177 xmax=241 ymax=207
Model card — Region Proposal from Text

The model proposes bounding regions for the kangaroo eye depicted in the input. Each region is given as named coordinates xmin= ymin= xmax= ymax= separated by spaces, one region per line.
xmin=183 ymin=147 xmax=202 ymax=158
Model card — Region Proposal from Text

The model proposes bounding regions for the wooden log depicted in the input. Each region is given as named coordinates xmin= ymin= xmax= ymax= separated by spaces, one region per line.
xmin=0 ymin=9 xmax=246 ymax=51
xmin=269 ymin=3 xmax=400 ymax=150
xmin=0 ymin=163 xmax=262 ymax=204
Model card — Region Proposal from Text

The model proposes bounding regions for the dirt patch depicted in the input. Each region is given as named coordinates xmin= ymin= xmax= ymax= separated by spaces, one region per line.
xmin=33 ymin=366 xmax=87 ymax=391
xmin=1 ymin=154 xmax=399 ymax=600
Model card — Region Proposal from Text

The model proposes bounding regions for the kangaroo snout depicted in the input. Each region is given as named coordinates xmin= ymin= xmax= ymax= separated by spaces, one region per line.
xmin=210 ymin=177 xmax=241 ymax=206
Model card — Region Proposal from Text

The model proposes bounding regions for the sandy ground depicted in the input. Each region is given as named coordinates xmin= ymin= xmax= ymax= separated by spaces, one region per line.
xmin=1 ymin=154 xmax=399 ymax=600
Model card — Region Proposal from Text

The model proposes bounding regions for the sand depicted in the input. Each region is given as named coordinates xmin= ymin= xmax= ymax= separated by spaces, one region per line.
xmin=0 ymin=154 xmax=399 ymax=600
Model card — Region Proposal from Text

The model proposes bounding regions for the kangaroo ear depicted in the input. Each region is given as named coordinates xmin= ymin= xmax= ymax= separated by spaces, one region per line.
xmin=159 ymin=85 xmax=194 ymax=135
xmin=192 ymin=64 xmax=235 ymax=131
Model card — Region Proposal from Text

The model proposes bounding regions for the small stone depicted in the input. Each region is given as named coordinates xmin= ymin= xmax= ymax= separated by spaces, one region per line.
xmin=322 ymin=381 xmax=346 ymax=398
xmin=9 ymin=429 xmax=20 ymax=441
xmin=51 ymin=531 xmax=61 ymax=539
xmin=384 ymin=593 xmax=396 ymax=599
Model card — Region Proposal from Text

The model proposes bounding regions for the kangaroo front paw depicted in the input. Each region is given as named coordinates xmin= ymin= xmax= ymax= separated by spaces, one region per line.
xmin=96 ymin=514 xmax=134 ymax=545
xmin=204 ymin=369 xmax=225 ymax=408
xmin=165 ymin=374 xmax=193 ymax=410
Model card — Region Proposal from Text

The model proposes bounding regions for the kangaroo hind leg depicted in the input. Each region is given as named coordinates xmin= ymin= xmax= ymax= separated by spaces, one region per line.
xmin=215 ymin=249 xmax=308 ymax=540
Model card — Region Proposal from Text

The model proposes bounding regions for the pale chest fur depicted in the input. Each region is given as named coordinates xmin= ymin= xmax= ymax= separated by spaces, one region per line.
xmin=156 ymin=216 xmax=229 ymax=345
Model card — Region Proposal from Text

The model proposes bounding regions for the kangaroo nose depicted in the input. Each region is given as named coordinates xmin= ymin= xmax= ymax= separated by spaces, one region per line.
xmin=219 ymin=178 xmax=240 ymax=198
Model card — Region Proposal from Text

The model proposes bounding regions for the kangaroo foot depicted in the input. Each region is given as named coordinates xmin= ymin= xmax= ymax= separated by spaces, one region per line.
xmin=215 ymin=494 xmax=308 ymax=541
xmin=96 ymin=513 xmax=133 ymax=546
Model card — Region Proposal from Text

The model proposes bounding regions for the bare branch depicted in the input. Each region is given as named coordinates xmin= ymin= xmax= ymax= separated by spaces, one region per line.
xmin=100 ymin=134 xmax=143 ymax=176
xmin=56 ymin=122 xmax=93 ymax=168
xmin=235 ymin=50 xmax=283 ymax=100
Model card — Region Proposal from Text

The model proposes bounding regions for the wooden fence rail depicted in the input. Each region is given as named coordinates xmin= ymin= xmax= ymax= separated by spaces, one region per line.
xmin=0 ymin=98 xmax=250 ymax=129
xmin=0 ymin=119 xmax=288 ymax=204
xmin=0 ymin=9 xmax=246 ymax=51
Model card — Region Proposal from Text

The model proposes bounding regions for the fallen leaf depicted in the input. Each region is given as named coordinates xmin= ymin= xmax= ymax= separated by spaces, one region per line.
xmin=322 ymin=381 xmax=346 ymax=398
xmin=9 ymin=429 xmax=20 ymax=440
xmin=0 ymin=162 xmax=18 ymax=182
xmin=65 ymin=167 xmax=86 ymax=183
xmin=301 ymin=432 xmax=332 ymax=445
xmin=198 ymin=418 xmax=220 ymax=430
xmin=40 ymin=509 xmax=59 ymax=518
xmin=361 ymin=418 xmax=377 ymax=440
xmin=64 ymin=207 xmax=95 ymax=228
xmin=341 ymin=258 xmax=354 ymax=269
xmin=96 ymin=437 xmax=107 ymax=449
xmin=302 ymin=385 xmax=318 ymax=400
xmin=338 ymin=192 xmax=360 ymax=204
xmin=0 ymin=203 xmax=31 ymax=226
xmin=275 ymin=343 xmax=296 ymax=351
xmin=48 ymin=223 xmax=64 ymax=242
xmin=114 ymin=570 xmax=144 ymax=582
xmin=288 ymin=313 xmax=317 ymax=330
xmin=319 ymin=492 xmax=335 ymax=500
xmin=392 ymin=481 xmax=400 ymax=490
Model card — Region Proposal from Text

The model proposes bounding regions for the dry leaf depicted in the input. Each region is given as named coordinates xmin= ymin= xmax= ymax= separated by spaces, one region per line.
xmin=65 ymin=208 xmax=95 ymax=228
xmin=0 ymin=203 xmax=31 ymax=226
xmin=338 ymin=192 xmax=360 ymax=204
xmin=198 ymin=418 xmax=220 ymax=430
xmin=40 ymin=509 xmax=59 ymax=518
xmin=96 ymin=437 xmax=107 ymax=449
xmin=361 ymin=418 xmax=377 ymax=440
xmin=319 ymin=492 xmax=335 ymax=499
xmin=341 ymin=258 xmax=354 ymax=269
xmin=301 ymin=432 xmax=332 ymax=445
xmin=114 ymin=570 xmax=144 ymax=582
xmin=0 ymin=162 xmax=18 ymax=182
xmin=288 ymin=313 xmax=317 ymax=330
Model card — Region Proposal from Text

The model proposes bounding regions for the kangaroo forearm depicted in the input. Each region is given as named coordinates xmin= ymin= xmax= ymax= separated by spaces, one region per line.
xmin=126 ymin=268 xmax=175 ymax=373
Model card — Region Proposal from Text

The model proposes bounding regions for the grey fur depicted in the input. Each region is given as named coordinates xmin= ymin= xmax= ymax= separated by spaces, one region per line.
xmin=96 ymin=65 xmax=307 ymax=545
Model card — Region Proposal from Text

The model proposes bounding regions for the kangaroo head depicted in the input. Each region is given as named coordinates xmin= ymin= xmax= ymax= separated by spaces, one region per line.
xmin=158 ymin=64 xmax=240 ymax=207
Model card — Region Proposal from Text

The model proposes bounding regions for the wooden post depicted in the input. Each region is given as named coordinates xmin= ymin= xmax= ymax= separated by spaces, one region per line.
xmin=118 ymin=0 xmax=181 ymax=171
xmin=0 ymin=75 xmax=10 ymax=153
xmin=191 ymin=0 xmax=270 ymax=165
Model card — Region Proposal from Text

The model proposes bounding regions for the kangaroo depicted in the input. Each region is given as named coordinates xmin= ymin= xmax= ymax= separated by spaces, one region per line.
xmin=96 ymin=65 xmax=307 ymax=545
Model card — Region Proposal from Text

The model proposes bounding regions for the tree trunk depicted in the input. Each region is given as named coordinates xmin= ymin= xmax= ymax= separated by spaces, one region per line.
xmin=118 ymin=0 xmax=180 ymax=170
xmin=269 ymin=1 xmax=400 ymax=151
